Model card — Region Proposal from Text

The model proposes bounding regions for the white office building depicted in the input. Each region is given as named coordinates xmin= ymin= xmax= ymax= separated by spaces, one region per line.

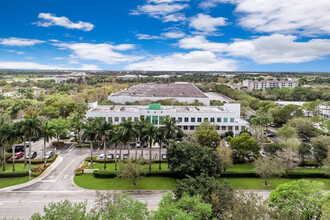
xmin=86 ymin=102 xmax=248 ymax=136
xmin=243 ymin=79 xmax=299 ymax=91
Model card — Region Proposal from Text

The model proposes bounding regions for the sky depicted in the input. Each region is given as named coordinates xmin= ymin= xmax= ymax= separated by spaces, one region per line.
xmin=0 ymin=0 xmax=330 ymax=72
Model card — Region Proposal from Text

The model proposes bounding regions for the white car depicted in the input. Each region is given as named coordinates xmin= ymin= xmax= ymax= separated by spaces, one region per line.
xmin=97 ymin=154 xmax=105 ymax=160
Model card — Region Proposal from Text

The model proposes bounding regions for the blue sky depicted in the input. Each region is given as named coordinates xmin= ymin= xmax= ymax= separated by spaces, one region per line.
xmin=0 ymin=0 xmax=330 ymax=71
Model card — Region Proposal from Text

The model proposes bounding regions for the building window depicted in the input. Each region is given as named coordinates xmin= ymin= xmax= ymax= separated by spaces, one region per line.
xmin=210 ymin=118 xmax=215 ymax=122
xmin=108 ymin=117 xmax=112 ymax=122
xmin=204 ymin=118 xmax=208 ymax=122
xmin=121 ymin=117 xmax=126 ymax=122
xmin=184 ymin=117 xmax=189 ymax=122
xmin=191 ymin=117 xmax=195 ymax=122
xmin=128 ymin=117 xmax=132 ymax=121
xmin=228 ymin=126 xmax=233 ymax=131
xmin=197 ymin=118 xmax=202 ymax=122
xmin=115 ymin=117 xmax=119 ymax=122
xmin=230 ymin=118 xmax=235 ymax=123
xmin=221 ymin=126 xmax=226 ymax=130
xmin=178 ymin=117 xmax=182 ymax=122
xmin=224 ymin=118 xmax=228 ymax=123
xmin=241 ymin=126 xmax=246 ymax=131
xmin=216 ymin=126 xmax=220 ymax=130
xmin=134 ymin=117 xmax=139 ymax=121
xmin=217 ymin=118 xmax=221 ymax=123
xmin=235 ymin=126 xmax=239 ymax=130
xmin=178 ymin=126 xmax=182 ymax=129
xmin=183 ymin=126 xmax=188 ymax=130
xmin=190 ymin=126 xmax=194 ymax=130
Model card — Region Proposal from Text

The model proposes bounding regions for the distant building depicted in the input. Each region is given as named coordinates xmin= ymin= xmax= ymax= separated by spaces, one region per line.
xmin=55 ymin=72 xmax=86 ymax=83
xmin=87 ymin=102 xmax=248 ymax=136
xmin=108 ymin=82 xmax=211 ymax=105
xmin=117 ymin=75 xmax=148 ymax=80
xmin=243 ymin=79 xmax=299 ymax=91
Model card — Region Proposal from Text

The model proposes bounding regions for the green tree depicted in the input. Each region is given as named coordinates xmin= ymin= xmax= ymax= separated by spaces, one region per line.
xmin=288 ymin=117 xmax=319 ymax=137
xmin=93 ymin=192 xmax=149 ymax=220
xmin=133 ymin=117 xmax=149 ymax=160
xmin=49 ymin=118 xmax=69 ymax=142
xmin=276 ymin=125 xmax=297 ymax=142
xmin=142 ymin=123 xmax=156 ymax=172
xmin=197 ymin=129 xmax=221 ymax=147
xmin=117 ymin=159 xmax=146 ymax=185
xmin=264 ymin=143 xmax=284 ymax=156
xmin=216 ymin=140 xmax=233 ymax=172
xmin=20 ymin=115 xmax=42 ymax=179
xmin=152 ymin=192 xmax=213 ymax=220
xmin=30 ymin=200 xmax=99 ymax=220
xmin=167 ymin=142 xmax=223 ymax=178
xmin=95 ymin=118 xmax=113 ymax=169
xmin=312 ymin=141 xmax=328 ymax=166
xmin=81 ymin=118 xmax=98 ymax=164
xmin=298 ymin=142 xmax=312 ymax=163
xmin=277 ymin=148 xmax=299 ymax=174
xmin=303 ymin=100 xmax=322 ymax=117
xmin=268 ymin=179 xmax=328 ymax=220
xmin=109 ymin=126 xmax=121 ymax=171
xmin=229 ymin=133 xmax=260 ymax=161
xmin=253 ymin=156 xmax=282 ymax=185
xmin=41 ymin=122 xmax=56 ymax=164
xmin=268 ymin=104 xmax=303 ymax=126
xmin=174 ymin=175 xmax=234 ymax=218
xmin=154 ymin=127 xmax=166 ymax=170
xmin=119 ymin=118 xmax=137 ymax=158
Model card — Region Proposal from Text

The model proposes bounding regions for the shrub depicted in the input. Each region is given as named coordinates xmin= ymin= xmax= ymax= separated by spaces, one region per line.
xmin=0 ymin=171 xmax=28 ymax=178
xmin=52 ymin=141 xmax=65 ymax=148
xmin=5 ymin=153 xmax=13 ymax=160
xmin=31 ymin=164 xmax=48 ymax=173
xmin=31 ymin=172 xmax=41 ymax=177
xmin=93 ymin=170 xmax=116 ymax=178
xmin=7 ymin=154 xmax=58 ymax=164
xmin=75 ymin=171 xmax=83 ymax=176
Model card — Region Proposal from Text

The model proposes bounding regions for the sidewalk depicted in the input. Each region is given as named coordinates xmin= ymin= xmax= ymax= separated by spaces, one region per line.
xmin=0 ymin=156 xmax=63 ymax=191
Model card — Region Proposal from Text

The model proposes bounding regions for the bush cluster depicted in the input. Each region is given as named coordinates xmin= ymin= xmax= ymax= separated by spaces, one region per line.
xmin=0 ymin=171 xmax=28 ymax=178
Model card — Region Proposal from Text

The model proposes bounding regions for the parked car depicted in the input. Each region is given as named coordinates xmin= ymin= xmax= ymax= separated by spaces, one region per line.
xmin=302 ymin=137 xmax=311 ymax=143
xmin=116 ymin=154 xmax=120 ymax=159
xmin=44 ymin=151 xmax=54 ymax=159
xmin=130 ymin=142 xmax=136 ymax=148
xmin=11 ymin=152 xmax=24 ymax=160
xmin=162 ymin=154 xmax=167 ymax=160
xmin=136 ymin=142 xmax=141 ymax=148
xmin=123 ymin=154 xmax=129 ymax=159
xmin=161 ymin=143 xmax=167 ymax=148
xmin=260 ymin=151 xmax=266 ymax=157
xmin=267 ymin=132 xmax=276 ymax=137
xmin=26 ymin=151 xmax=37 ymax=159
xmin=143 ymin=142 xmax=148 ymax=148
xmin=107 ymin=154 xmax=114 ymax=159
xmin=97 ymin=154 xmax=105 ymax=160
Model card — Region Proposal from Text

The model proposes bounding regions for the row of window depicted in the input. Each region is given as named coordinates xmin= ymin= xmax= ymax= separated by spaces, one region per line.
xmin=175 ymin=117 xmax=235 ymax=123
xmin=178 ymin=125 xmax=246 ymax=131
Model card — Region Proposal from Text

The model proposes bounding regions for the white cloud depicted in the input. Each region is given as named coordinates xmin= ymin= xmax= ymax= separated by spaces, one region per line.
xmin=55 ymin=43 xmax=142 ymax=64
xmin=162 ymin=31 xmax=185 ymax=38
xmin=136 ymin=34 xmax=161 ymax=40
xmin=0 ymin=61 xmax=101 ymax=70
xmin=200 ymin=0 xmax=330 ymax=36
xmin=34 ymin=13 xmax=94 ymax=31
xmin=53 ymin=57 xmax=65 ymax=60
xmin=226 ymin=34 xmax=330 ymax=64
xmin=0 ymin=37 xmax=45 ymax=46
xmin=189 ymin=14 xmax=227 ymax=33
xmin=179 ymin=35 xmax=227 ymax=51
xmin=148 ymin=0 xmax=190 ymax=3
xmin=131 ymin=3 xmax=188 ymax=22
xmin=125 ymin=51 xmax=237 ymax=71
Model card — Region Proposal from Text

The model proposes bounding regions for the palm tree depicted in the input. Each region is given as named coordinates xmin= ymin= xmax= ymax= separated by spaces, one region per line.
xmin=119 ymin=119 xmax=136 ymax=159
xmin=162 ymin=116 xmax=179 ymax=143
xmin=20 ymin=115 xmax=42 ymax=179
xmin=41 ymin=122 xmax=56 ymax=164
xmin=134 ymin=117 xmax=149 ymax=160
xmin=0 ymin=118 xmax=9 ymax=171
xmin=110 ymin=126 xmax=121 ymax=171
xmin=81 ymin=118 xmax=98 ymax=165
xmin=9 ymin=122 xmax=23 ymax=172
xmin=143 ymin=123 xmax=156 ymax=172
xmin=96 ymin=118 xmax=113 ymax=169
xmin=154 ymin=127 xmax=166 ymax=170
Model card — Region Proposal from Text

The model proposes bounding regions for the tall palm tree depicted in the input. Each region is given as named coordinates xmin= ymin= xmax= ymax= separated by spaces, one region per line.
xmin=134 ymin=117 xmax=149 ymax=160
xmin=162 ymin=116 xmax=179 ymax=143
xmin=20 ymin=115 xmax=42 ymax=179
xmin=143 ymin=123 xmax=157 ymax=172
xmin=109 ymin=126 xmax=121 ymax=171
xmin=119 ymin=119 xmax=136 ymax=159
xmin=41 ymin=122 xmax=56 ymax=164
xmin=0 ymin=118 xmax=9 ymax=171
xmin=154 ymin=127 xmax=166 ymax=170
xmin=96 ymin=118 xmax=113 ymax=169
xmin=8 ymin=122 xmax=23 ymax=172
xmin=81 ymin=118 xmax=98 ymax=165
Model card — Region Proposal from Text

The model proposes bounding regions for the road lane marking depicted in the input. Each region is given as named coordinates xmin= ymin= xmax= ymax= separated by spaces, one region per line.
xmin=54 ymin=159 xmax=74 ymax=182
xmin=63 ymin=174 xmax=68 ymax=179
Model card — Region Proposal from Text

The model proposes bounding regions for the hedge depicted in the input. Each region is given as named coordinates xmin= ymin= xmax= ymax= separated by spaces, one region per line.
xmin=5 ymin=153 xmax=13 ymax=160
xmin=0 ymin=171 xmax=28 ymax=178
xmin=299 ymin=160 xmax=319 ymax=167
xmin=93 ymin=170 xmax=116 ymax=178
xmin=85 ymin=157 xmax=168 ymax=164
xmin=7 ymin=154 xmax=58 ymax=164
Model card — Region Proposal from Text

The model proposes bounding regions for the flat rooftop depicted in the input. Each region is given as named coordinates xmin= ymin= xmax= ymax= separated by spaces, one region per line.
xmin=110 ymin=83 xmax=208 ymax=98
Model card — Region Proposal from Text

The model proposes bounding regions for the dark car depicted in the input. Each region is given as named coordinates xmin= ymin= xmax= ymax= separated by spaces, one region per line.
xmin=11 ymin=152 xmax=24 ymax=160
xmin=143 ymin=143 xmax=148 ymax=148
xmin=26 ymin=151 xmax=37 ymax=159
xmin=267 ymin=132 xmax=276 ymax=137
xmin=302 ymin=137 xmax=311 ymax=142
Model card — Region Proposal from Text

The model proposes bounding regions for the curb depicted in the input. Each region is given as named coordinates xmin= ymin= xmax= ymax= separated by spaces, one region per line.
xmin=0 ymin=156 xmax=63 ymax=191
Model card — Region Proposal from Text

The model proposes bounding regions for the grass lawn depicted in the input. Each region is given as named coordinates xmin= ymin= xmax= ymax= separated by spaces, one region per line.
xmin=87 ymin=162 xmax=169 ymax=172
xmin=226 ymin=164 xmax=254 ymax=173
xmin=74 ymin=174 xmax=176 ymax=190
xmin=0 ymin=177 xmax=31 ymax=189
xmin=74 ymin=174 xmax=330 ymax=190
xmin=0 ymin=163 xmax=37 ymax=173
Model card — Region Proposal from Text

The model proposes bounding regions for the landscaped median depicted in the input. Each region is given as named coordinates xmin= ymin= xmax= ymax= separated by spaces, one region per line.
xmin=0 ymin=154 xmax=58 ymax=189
xmin=74 ymin=161 xmax=330 ymax=190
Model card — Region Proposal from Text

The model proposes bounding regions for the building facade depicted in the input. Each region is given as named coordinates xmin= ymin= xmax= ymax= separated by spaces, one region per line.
xmin=86 ymin=102 xmax=248 ymax=136
xmin=243 ymin=79 xmax=299 ymax=91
